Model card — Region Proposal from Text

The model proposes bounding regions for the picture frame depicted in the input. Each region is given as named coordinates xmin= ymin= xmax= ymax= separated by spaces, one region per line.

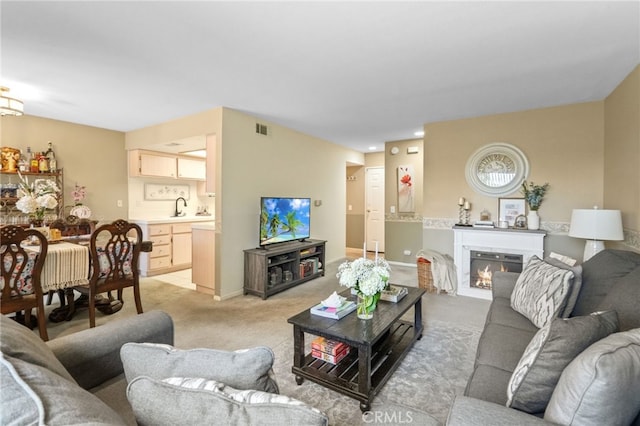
xmin=498 ymin=197 xmax=526 ymax=227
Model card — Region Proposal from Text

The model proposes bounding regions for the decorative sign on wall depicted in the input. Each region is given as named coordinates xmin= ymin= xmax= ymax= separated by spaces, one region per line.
xmin=397 ymin=165 xmax=415 ymax=213
xmin=144 ymin=184 xmax=190 ymax=201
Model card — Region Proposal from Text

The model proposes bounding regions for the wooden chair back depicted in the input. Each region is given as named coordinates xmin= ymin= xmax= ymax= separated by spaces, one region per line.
xmin=87 ymin=219 xmax=143 ymax=327
xmin=0 ymin=225 xmax=49 ymax=340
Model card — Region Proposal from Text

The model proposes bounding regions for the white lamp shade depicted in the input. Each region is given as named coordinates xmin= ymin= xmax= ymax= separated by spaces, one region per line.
xmin=569 ymin=209 xmax=624 ymax=241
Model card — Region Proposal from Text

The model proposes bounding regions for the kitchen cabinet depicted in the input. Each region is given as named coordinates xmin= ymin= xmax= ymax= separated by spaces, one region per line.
xmin=129 ymin=150 xmax=176 ymax=178
xmin=177 ymin=157 xmax=205 ymax=180
xmin=136 ymin=220 xmax=197 ymax=276
xmin=171 ymin=223 xmax=193 ymax=266
xmin=192 ymin=222 xmax=215 ymax=296
xmin=129 ymin=149 xmax=206 ymax=181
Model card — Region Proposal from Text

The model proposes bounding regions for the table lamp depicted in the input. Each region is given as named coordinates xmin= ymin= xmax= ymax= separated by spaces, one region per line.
xmin=569 ymin=207 xmax=623 ymax=261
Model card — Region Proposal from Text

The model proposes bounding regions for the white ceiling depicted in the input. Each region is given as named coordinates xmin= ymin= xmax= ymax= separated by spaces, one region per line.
xmin=2 ymin=1 xmax=639 ymax=153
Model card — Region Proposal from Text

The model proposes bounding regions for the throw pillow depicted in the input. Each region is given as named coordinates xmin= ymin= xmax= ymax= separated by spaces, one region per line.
xmin=510 ymin=256 xmax=574 ymax=328
xmin=506 ymin=310 xmax=619 ymax=413
xmin=0 ymin=315 xmax=75 ymax=384
xmin=1 ymin=353 xmax=125 ymax=425
xmin=126 ymin=375 xmax=329 ymax=426
xmin=120 ymin=343 xmax=279 ymax=393
xmin=543 ymin=256 xmax=583 ymax=318
xmin=544 ymin=328 xmax=640 ymax=426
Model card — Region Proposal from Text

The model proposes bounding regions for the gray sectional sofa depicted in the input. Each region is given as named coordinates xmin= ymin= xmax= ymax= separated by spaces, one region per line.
xmin=447 ymin=249 xmax=640 ymax=425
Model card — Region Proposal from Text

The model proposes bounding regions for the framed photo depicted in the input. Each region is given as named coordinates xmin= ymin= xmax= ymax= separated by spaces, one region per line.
xmin=498 ymin=198 xmax=526 ymax=227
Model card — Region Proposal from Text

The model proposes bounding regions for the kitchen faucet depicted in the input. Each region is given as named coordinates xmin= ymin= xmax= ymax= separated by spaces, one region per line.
xmin=174 ymin=197 xmax=187 ymax=217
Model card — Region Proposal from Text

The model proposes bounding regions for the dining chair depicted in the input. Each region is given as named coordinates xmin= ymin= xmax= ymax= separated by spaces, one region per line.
xmin=0 ymin=225 xmax=49 ymax=341
xmin=86 ymin=219 xmax=143 ymax=327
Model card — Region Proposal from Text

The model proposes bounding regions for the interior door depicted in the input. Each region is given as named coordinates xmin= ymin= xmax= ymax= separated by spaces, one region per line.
xmin=365 ymin=167 xmax=385 ymax=253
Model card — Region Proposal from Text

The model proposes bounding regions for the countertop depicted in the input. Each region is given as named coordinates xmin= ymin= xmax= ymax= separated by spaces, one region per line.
xmin=191 ymin=221 xmax=215 ymax=231
xmin=130 ymin=216 xmax=214 ymax=225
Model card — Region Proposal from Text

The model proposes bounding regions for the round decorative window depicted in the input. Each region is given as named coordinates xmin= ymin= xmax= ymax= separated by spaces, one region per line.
xmin=465 ymin=143 xmax=529 ymax=197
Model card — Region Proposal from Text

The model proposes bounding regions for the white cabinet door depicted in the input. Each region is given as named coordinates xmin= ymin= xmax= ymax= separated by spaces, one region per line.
xmin=177 ymin=157 xmax=205 ymax=180
xmin=139 ymin=153 xmax=176 ymax=178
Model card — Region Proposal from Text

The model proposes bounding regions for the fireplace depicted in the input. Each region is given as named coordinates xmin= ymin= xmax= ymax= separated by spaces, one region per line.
xmin=470 ymin=250 xmax=523 ymax=290
xmin=453 ymin=227 xmax=545 ymax=300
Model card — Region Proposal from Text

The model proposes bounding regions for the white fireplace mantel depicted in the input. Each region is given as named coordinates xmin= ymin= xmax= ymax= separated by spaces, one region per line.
xmin=453 ymin=226 xmax=546 ymax=300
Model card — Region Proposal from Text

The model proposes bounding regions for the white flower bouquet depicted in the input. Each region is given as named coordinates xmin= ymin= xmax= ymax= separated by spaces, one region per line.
xmin=337 ymin=257 xmax=391 ymax=296
xmin=336 ymin=257 xmax=391 ymax=319
xmin=16 ymin=172 xmax=60 ymax=220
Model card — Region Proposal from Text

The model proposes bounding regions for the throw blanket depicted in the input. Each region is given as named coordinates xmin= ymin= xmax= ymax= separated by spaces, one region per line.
xmin=418 ymin=250 xmax=458 ymax=294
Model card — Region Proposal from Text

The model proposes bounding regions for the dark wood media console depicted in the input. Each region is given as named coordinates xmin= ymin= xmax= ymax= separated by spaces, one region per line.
xmin=243 ymin=239 xmax=326 ymax=299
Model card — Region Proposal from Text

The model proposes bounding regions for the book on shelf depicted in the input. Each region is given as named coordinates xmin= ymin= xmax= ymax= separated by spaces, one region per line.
xmin=311 ymin=336 xmax=350 ymax=356
xmin=311 ymin=347 xmax=350 ymax=364
xmin=473 ymin=220 xmax=495 ymax=228
xmin=309 ymin=300 xmax=356 ymax=319
xmin=379 ymin=285 xmax=408 ymax=303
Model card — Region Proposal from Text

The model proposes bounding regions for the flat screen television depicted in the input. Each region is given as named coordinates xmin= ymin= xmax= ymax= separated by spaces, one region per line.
xmin=260 ymin=197 xmax=311 ymax=247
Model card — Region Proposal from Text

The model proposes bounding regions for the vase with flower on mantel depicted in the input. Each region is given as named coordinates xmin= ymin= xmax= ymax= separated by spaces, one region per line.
xmin=527 ymin=210 xmax=540 ymax=230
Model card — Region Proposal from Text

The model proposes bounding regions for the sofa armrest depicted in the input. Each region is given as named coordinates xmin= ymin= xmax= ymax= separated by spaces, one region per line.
xmin=447 ymin=396 xmax=556 ymax=426
xmin=46 ymin=310 xmax=174 ymax=390
xmin=491 ymin=272 xmax=520 ymax=300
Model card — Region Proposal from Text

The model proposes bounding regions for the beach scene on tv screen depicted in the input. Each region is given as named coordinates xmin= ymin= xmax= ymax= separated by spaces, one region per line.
xmin=260 ymin=198 xmax=310 ymax=245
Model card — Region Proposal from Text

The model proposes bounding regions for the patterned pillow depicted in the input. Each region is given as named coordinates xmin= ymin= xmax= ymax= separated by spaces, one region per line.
xmin=164 ymin=377 xmax=324 ymax=412
xmin=126 ymin=375 xmax=329 ymax=426
xmin=506 ymin=311 xmax=619 ymax=413
xmin=510 ymin=256 xmax=574 ymax=328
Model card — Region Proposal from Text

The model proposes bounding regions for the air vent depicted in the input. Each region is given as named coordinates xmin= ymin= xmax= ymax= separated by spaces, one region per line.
xmin=255 ymin=123 xmax=269 ymax=136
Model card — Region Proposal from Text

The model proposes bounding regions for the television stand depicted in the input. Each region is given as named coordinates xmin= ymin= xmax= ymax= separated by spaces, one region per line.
xmin=244 ymin=239 xmax=326 ymax=300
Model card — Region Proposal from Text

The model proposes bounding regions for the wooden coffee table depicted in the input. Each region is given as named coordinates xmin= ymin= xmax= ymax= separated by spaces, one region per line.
xmin=287 ymin=285 xmax=425 ymax=412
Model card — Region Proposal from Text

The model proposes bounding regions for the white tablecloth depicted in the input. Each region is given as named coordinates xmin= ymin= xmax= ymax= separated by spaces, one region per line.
xmin=26 ymin=241 xmax=90 ymax=292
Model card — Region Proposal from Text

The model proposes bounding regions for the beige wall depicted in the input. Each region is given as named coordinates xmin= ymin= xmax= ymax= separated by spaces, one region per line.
xmin=1 ymin=115 xmax=128 ymax=222
xmin=423 ymin=102 xmax=605 ymax=223
xmin=218 ymin=108 xmax=363 ymax=299
xmin=604 ymin=65 xmax=640 ymax=236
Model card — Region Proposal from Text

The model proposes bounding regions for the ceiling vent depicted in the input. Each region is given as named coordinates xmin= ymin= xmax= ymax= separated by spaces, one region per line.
xmin=256 ymin=123 xmax=269 ymax=136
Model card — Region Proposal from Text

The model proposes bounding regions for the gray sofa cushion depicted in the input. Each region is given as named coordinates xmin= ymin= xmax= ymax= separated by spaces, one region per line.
xmin=121 ymin=342 xmax=279 ymax=393
xmin=1 ymin=353 xmax=125 ymax=425
xmin=545 ymin=328 xmax=640 ymax=426
xmin=597 ymin=267 xmax=640 ymax=331
xmin=506 ymin=310 xmax=619 ymax=414
xmin=126 ymin=375 xmax=328 ymax=426
xmin=0 ymin=315 xmax=75 ymax=384
xmin=511 ymin=256 xmax=574 ymax=328
xmin=448 ymin=395 xmax=549 ymax=426
xmin=573 ymin=249 xmax=640 ymax=317
xmin=485 ymin=297 xmax=540 ymax=332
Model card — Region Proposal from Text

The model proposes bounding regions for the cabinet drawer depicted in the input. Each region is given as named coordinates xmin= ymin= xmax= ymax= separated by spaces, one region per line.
xmin=148 ymin=224 xmax=171 ymax=236
xmin=150 ymin=244 xmax=171 ymax=258
xmin=149 ymin=256 xmax=171 ymax=270
xmin=172 ymin=223 xmax=192 ymax=234
xmin=149 ymin=235 xmax=171 ymax=246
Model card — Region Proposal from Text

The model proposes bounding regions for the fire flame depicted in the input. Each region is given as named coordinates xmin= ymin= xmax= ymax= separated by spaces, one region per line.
xmin=474 ymin=263 xmax=510 ymax=289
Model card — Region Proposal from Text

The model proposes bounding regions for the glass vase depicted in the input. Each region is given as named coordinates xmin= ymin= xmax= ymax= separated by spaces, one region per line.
xmin=357 ymin=293 xmax=376 ymax=320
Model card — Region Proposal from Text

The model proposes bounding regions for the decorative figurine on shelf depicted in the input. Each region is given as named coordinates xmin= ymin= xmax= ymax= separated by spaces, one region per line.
xmin=457 ymin=197 xmax=472 ymax=226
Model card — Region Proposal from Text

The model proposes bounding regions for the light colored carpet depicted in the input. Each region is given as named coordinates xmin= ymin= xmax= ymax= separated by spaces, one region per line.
xmin=43 ymin=259 xmax=489 ymax=425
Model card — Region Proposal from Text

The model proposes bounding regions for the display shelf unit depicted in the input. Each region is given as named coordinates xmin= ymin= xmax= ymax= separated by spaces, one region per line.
xmin=244 ymin=239 xmax=326 ymax=299
xmin=0 ymin=169 xmax=64 ymax=219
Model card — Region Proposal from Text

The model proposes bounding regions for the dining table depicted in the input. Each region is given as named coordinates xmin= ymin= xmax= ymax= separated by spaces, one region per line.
xmin=24 ymin=235 xmax=153 ymax=322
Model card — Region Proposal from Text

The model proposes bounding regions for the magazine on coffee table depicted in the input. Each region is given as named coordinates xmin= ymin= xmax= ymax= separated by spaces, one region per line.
xmin=310 ymin=300 xmax=356 ymax=319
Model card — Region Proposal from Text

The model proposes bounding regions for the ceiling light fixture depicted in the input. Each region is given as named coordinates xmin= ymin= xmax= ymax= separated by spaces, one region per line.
xmin=414 ymin=130 xmax=425 ymax=137
xmin=0 ymin=87 xmax=24 ymax=116
xmin=368 ymin=146 xmax=377 ymax=151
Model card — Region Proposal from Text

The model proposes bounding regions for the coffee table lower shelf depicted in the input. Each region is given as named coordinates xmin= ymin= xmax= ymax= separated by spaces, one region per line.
xmin=292 ymin=320 xmax=421 ymax=411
